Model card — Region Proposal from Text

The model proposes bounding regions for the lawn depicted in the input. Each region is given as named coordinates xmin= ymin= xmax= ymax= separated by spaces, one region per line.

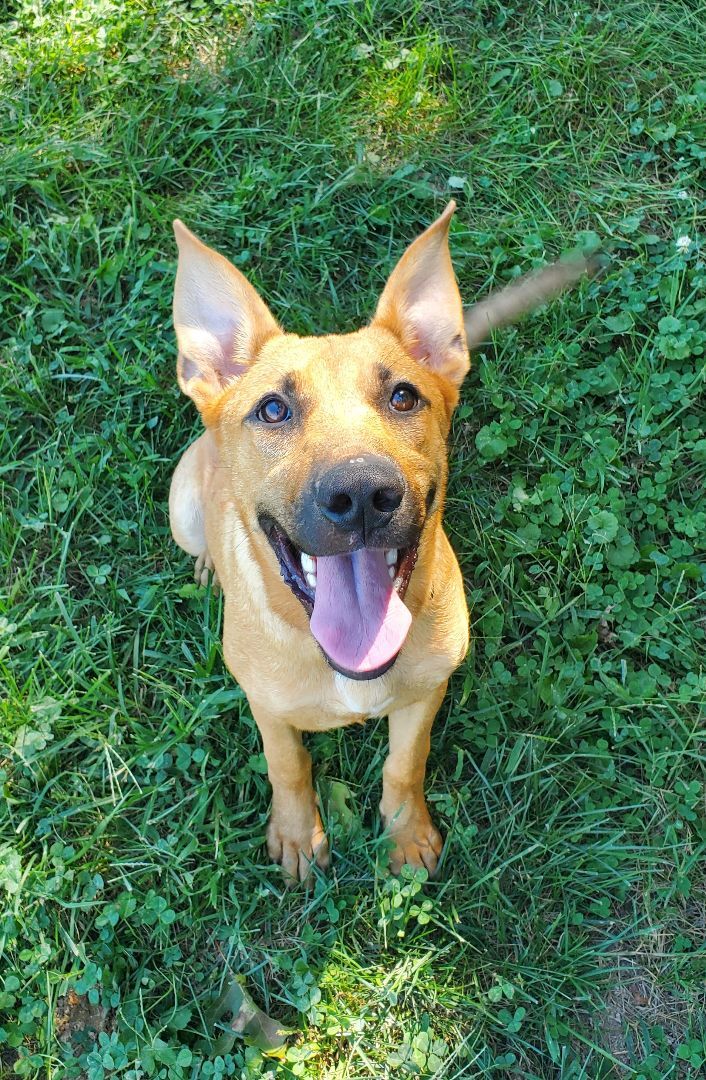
xmin=1 ymin=0 xmax=705 ymax=1076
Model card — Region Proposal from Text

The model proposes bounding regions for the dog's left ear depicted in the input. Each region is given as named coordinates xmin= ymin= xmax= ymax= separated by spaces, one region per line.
xmin=372 ymin=201 xmax=469 ymax=388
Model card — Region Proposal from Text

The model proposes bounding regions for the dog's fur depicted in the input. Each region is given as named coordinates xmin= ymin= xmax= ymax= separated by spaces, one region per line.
xmin=169 ymin=203 xmax=591 ymax=880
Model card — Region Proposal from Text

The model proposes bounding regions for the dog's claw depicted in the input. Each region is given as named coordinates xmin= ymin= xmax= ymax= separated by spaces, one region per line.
xmin=267 ymin=809 xmax=329 ymax=884
xmin=386 ymin=815 xmax=443 ymax=877
xmin=194 ymin=550 xmax=219 ymax=590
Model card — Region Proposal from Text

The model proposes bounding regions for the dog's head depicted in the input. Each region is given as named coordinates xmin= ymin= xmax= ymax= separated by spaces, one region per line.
xmin=173 ymin=204 xmax=469 ymax=680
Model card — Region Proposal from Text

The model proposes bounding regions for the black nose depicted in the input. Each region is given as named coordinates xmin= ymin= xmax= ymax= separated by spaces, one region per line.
xmin=314 ymin=454 xmax=405 ymax=535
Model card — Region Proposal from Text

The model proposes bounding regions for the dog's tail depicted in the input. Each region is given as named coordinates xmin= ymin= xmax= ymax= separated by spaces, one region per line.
xmin=463 ymin=252 xmax=604 ymax=350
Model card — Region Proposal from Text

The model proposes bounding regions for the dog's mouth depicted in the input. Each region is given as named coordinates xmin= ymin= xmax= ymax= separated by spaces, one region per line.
xmin=259 ymin=516 xmax=418 ymax=681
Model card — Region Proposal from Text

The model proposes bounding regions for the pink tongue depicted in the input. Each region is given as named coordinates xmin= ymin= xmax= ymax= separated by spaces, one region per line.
xmin=310 ymin=549 xmax=412 ymax=675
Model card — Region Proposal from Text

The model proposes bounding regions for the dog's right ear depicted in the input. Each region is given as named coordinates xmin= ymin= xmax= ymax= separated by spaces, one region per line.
xmin=172 ymin=221 xmax=281 ymax=411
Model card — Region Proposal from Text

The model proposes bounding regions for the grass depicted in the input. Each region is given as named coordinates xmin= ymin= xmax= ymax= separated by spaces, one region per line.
xmin=1 ymin=0 xmax=705 ymax=1076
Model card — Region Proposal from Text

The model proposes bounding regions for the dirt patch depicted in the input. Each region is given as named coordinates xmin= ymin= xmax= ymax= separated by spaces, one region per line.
xmin=54 ymin=989 xmax=114 ymax=1046
xmin=595 ymin=950 xmax=704 ymax=1074
xmin=1 ymin=1047 xmax=20 ymax=1076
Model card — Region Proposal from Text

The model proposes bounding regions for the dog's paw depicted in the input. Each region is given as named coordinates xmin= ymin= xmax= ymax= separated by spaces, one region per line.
xmin=386 ymin=813 xmax=443 ymax=877
xmin=194 ymin=550 xmax=219 ymax=590
xmin=267 ymin=809 xmax=329 ymax=883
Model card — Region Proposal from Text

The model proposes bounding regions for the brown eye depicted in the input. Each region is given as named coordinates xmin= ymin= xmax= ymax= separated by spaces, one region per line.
xmin=389 ymin=384 xmax=419 ymax=413
xmin=257 ymin=396 xmax=291 ymax=424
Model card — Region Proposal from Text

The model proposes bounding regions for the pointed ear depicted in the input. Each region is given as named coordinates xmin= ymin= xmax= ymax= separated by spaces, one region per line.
xmin=172 ymin=220 xmax=281 ymax=411
xmin=372 ymin=201 xmax=469 ymax=388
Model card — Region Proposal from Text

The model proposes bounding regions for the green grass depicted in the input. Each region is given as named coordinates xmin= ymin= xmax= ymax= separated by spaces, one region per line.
xmin=1 ymin=0 xmax=705 ymax=1076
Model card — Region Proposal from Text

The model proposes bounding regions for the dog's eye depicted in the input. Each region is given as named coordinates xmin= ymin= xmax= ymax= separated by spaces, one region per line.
xmin=389 ymin=384 xmax=419 ymax=413
xmin=257 ymin=396 xmax=291 ymax=424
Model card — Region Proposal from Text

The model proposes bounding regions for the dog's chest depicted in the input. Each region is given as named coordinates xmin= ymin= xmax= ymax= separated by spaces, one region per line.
xmin=331 ymin=675 xmax=397 ymax=719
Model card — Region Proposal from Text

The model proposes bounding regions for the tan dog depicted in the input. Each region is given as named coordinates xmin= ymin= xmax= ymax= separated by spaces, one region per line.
xmin=169 ymin=203 xmax=591 ymax=880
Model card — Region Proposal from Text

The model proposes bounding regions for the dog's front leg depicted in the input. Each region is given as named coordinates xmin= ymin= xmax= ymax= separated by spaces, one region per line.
xmin=253 ymin=708 xmax=329 ymax=882
xmin=381 ymin=683 xmax=447 ymax=876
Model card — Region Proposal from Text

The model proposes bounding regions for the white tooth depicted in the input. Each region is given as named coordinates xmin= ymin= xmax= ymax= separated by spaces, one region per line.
xmin=385 ymin=549 xmax=398 ymax=566
xmin=301 ymin=553 xmax=316 ymax=573
xmin=306 ymin=572 xmax=317 ymax=590
xmin=388 ymin=566 xmax=395 ymax=580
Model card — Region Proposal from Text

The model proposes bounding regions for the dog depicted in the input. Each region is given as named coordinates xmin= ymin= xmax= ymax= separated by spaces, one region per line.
xmin=169 ymin=202 xmax=593 ymax=880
